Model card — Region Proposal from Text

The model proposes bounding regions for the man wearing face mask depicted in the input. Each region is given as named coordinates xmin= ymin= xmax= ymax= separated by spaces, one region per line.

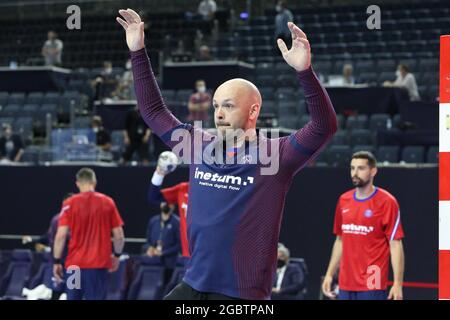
xmin=383 ymin=64 xmax=420 ymax=101
xmin=271 ymin=243 xmax=305 ymax=300
xmin=274 ymin=1 xmax=294 ymax=56
xmin=91 ymin=116 xmax=113 ymax=162
xmin=0 ymin=123 xmax=24 ymax=163
xmin=112 ymin=59 xmax=136 ymax=100
xmin=145 ymin=202 xmax=181 ymax=285
xmin=322 ymin=151 xmax=405 ymax=300
xmin=187 ymin=79 xmax=212 ymax=127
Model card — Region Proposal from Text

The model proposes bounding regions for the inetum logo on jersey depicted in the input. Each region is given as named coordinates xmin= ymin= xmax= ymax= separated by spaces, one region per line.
xmin=194 ymin=167 xmax=254 ymax=191
xmin=341 ymin=223 xmax=374 ymax=235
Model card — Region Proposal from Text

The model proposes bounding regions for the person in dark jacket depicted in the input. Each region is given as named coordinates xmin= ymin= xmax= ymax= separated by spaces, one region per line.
xmin=145 ymin=202 xmax=181 ymax=285
xmin=271 ymin=243 xmax=304 ymax=300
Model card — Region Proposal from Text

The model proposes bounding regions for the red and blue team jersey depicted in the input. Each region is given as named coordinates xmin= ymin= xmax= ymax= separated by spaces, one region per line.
xmin=131 ymin=48 xmax=337 ymax=299
xmin=161 ymin=182 xmax=190 ymax=257
xmin=333 ymin=187 xmax=404 ymax=291
xmin=58 ymin=191 xmax=124 ymax=269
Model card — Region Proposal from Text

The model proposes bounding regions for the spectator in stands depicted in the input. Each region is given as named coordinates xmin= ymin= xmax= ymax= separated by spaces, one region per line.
xmin=91 ymin=116 xmax=113 ymax=162
xmin=0 ymin=123 xmax=24 ymax=162
xmin=112 ymin=59 xmax=135 ymax=100
xmin=187 ymin=79 xmax=212 ymax=126
xmin=271 ymin=243 xmax=304 ymax=300
xmin=121 ymin=106 xmax=151 ymax=165
xmin=41 ymin=30 xmax=63 ymax=66
xmin=91 ymin=61 xmax=118 ymax=101
xmin=145 ymin=202 xmax=181 ymax=286
xmin=196 ymin=45 xmax=213 ymax=61
xmin=274 ymin=1 xmax=294 ymax=56
xmin=342 ymin=63 xmax=356 ymax=86
xmin=198 ymin=0 xmax=217 ymax=21
xmin=383 ymin=64 xmax=420 ymax=101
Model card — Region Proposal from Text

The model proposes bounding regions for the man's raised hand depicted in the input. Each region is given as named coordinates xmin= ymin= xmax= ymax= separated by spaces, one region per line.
xmin=277 ymin=22 xmax=311 ymax=72
xmin=116 ymin=8 xmax=145 ymax=52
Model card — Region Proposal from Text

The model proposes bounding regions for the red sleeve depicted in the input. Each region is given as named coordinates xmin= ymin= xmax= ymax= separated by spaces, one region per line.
xmin=58 ymin=199 xmax=72 ymax=227
xmin=382 ymin=197 xmax=404 ymax=241
xmin=109 ymin=199 xmax=124 ymax=229
xmin=333 ymin=199 xmax=342 ymax=236
xmin=161 ymin=184 xmax=181 ymax=205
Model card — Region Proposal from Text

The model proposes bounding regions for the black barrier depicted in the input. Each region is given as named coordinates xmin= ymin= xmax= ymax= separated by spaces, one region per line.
xmin=0 ymin=165 xmax=437 ymax=299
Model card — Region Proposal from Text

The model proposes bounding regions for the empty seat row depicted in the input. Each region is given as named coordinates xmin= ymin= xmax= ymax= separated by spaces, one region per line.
xmin=314 ymin=145 xmax=437 ymax=167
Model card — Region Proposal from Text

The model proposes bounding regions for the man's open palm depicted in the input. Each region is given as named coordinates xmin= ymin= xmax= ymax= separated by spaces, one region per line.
xmin=277 ymin=22 xmax=311 ymax=72
xmin=117 ymin=8 xmax=145 ymax=52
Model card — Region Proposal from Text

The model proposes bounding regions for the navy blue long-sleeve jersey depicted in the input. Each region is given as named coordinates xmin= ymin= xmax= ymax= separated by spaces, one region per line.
xmin=131 ymin=48 xmax=337 ymax=299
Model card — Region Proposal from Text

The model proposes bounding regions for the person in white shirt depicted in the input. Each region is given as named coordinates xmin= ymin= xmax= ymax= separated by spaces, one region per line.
xmin=342 ymin=63 xmax=356 ymax=86
xmin=384 ymin=64 xmax=420 ymax=101
xmin=41 ymin=31 xmax=63 ymax=66
xmin=198 ymin=0 xmax=217 ymax=21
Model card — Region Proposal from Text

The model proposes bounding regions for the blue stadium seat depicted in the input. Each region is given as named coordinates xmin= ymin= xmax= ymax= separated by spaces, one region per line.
xmin=256 ymin=75 xmax=274 ymax=87
xmin=175 ymin=90 xmax=193 ymax=104
xmin=278 ymin=116 xmax=298 ymax=129
xmin=127 ymin=264 xmax=165 ymax=300
xmin=330 ymin=130 xmax=349 ymax=145
xmin=346 ymin=115 xmax=368 ymax=131
xmin=161 ymin=90 xmax=176 ymax=102
xmin=21 ymin=147 xmax=40 ymax=164
xmin=355 ymin=60 xmax=375 ymax=74
xmin=13 ymin=117 xmax=33 ymax=139
xmin=276 ymin=74 xmax=297 ymax=87
xmin=162 ymin=265 xmax=186 ymax=298
xmin=25 ymin=92 xmax=44 ymax=105
xmin=73 ymin=117 xmax=91 ymax=129
xmin=401 ymin=146 xmax=425 ymax=163
xmin=21 ymin=104 xmax=39 ymax=117
xmin=350 ymin=129 xmax=372 ymax=146
xmin=106 ymin=255 xmax=129 ymax=300
xmin=359 ymin=72 xmax=378 ymax=84
xmin=7 ymin=93 xmax=25 ymax=105
xmin=298 ymin=114 xmax=310 ymax=128
xmin=0 ymin=249 xmax=33 ymax=299
xmin=1 ymin=104 xmax=21 ymax=117
xmin=261 ymin=100 xmax=276 ymax=114
xmin=328 ymin=145 xmax=352 ymax=167
xmin=369 ymin=114 xmax=390 ymax=131
xmin=42 ymin=92 xmax=61 ymax=105
xmin=352 ymin=145 xmax=376 ymax=156
xmin=111 ymin=130 xmax=124 ymax=149
xmin=28 ymin=252 xmax=53 ymax=290
xmin=378 ymin=71 xmax=395 ymax=84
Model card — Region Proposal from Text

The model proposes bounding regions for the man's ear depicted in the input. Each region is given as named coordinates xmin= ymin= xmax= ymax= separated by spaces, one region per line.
xmin=249 ymin=103 xmax=260 ymax=120
xmin=371 ymin=166 xmax=378 ymax=178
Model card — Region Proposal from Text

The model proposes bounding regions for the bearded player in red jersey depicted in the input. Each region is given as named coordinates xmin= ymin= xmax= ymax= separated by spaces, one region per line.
xmin=322 ymin=151 xmax=405 ymax=300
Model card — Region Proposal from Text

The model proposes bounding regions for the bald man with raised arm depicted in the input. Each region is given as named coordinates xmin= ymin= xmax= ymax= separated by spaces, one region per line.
xmin=117 ymin=9 xmax=337 ymax=300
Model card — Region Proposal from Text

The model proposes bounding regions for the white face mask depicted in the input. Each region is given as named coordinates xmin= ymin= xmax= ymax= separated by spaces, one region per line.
xmin=197 ymin=86 xmax=206 ymax=93
xmin=396 ymin=70 xmax=401 ymax=78
xmin=126 ymin=61 xmax=131 ymax=70
xmin=276 ymin=5 xmax=282 ymax=12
